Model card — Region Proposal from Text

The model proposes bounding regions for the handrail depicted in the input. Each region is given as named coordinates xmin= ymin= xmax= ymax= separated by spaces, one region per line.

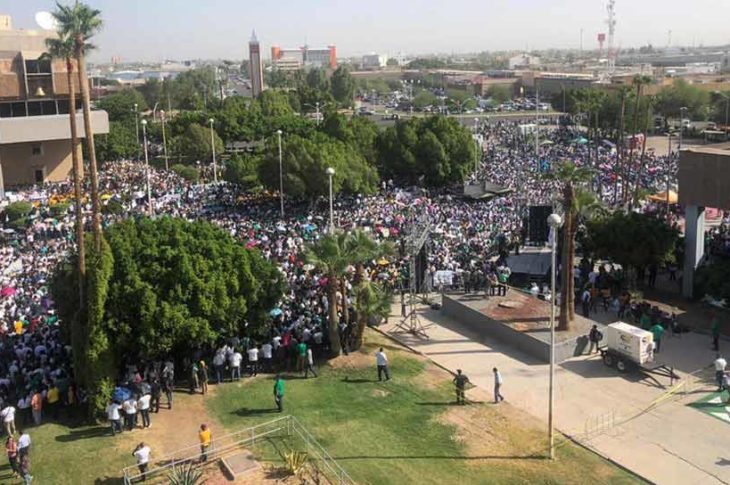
xmin=120 ymin=415 xmax=354 ymax=484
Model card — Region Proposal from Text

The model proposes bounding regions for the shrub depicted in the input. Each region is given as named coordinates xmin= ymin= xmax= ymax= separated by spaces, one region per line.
xmin=7 ymin=217 xmax=29 ymax=230
xmin=4 ymin=201 xmax=33 ymax=221
xmin=103 ymin=199 xmax=124 ymax=216
xmin=50 ymin=201 xmax=71 ymax=217
xmin=171 ymin=164 xmax=199 ymax=182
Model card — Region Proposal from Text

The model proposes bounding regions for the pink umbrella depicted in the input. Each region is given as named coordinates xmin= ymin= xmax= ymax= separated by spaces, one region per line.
xmin=1 ymin=287 xmax=16 ymax=297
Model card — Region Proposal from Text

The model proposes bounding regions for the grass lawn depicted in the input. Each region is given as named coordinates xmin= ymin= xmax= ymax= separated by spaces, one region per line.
xmin=0 ymin=417 xmax=127 ymax=484
xmin=207 ymin=332 xmax=645 ymax=485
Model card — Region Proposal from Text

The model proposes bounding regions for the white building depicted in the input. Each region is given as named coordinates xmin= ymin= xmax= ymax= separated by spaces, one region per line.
xmin=509 ymin=53 xmax=541 ymax=70
xmin=361 ymin=54 xmax=388 ymax=70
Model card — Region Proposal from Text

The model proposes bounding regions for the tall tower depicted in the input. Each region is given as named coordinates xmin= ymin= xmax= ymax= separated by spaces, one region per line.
xmin=606 ymin=0 xmax=617 ymax=77
xmin=248 ymin=30 xmax=264 ymax=98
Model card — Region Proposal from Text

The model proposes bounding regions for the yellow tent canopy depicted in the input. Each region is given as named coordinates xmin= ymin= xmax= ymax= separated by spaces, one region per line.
xmin=647 ymin=190 xmax=678 ymax=204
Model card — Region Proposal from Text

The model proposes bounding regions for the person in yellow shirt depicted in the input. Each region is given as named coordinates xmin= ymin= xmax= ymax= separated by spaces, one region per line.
xmin=13 ymin=321 xmax=23 ymax=336
xmin=46 ymin=385 xmax=60 ymax=420
xmin=199 ymin=424 xmax=211 ymax=463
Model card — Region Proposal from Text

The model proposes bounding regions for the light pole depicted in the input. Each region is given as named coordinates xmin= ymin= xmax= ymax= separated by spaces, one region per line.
xmin=666 ymin=131 xmax=674 ymax=218
xmin=140 ymin=119 xmax=153 ymax=217
xmin=473 ymin=117 xmax=480 ymax=173
xmin=326 ymin=167 xmax=335 ymax=232
xmin=535 ymin=86 xmax=540 ymax=155
xmin=316 ymin=101 xmax=320 ymax=126
xmin=160 ymin=110 xmax=169 ymax=171
xmin=547 ymin=212 xmax=563 ymax=460
xmin=208 ymin=118 xmax=218 ymax=183
xmin=133 ymin=103 xmax=140 ymax=160
xmin=277 ymin=129 xmax=284 ymax=218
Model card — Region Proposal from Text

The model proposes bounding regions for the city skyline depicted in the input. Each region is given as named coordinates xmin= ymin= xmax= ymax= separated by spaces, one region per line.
xmin=4 ymin=0 xmax=730 ymax=63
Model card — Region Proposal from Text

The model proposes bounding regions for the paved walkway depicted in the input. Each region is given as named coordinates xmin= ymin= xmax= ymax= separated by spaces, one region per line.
xmin=383 ymin=298 xmax=730 ymax=485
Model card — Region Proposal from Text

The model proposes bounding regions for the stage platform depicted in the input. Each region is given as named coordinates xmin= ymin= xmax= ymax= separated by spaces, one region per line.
xmin=441 ymin=291 xmax=596 ymax=364
xmin=504 ymin=246 xmax=551 ymax=284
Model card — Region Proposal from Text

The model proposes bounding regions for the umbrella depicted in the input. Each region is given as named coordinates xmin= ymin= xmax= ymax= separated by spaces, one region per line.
xmin=112 ymin=387 xmax=132 ymax=403
xmin=378 ymin=258 xmax=390 ymax=266
xmin=540 ymin=140 xmax=554 ymax=146
xmin=1 ymin=287 xmax=16 ymax=297
xmin=574 ymin=137 xmax=589 ymax=145
xmin=647 ymin=190 xmax=678 ymax=204
xmin=100 ymin=194 xmax=113 ymax=201
xmin=303 ymin=264 xmax=315 ymax=271
xmin=269 ymin=308 xmax=283 ymax=317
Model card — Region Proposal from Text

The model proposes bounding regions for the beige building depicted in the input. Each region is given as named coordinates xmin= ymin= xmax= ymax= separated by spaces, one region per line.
xmin=0 ymin=15 xmax=108 ymax=188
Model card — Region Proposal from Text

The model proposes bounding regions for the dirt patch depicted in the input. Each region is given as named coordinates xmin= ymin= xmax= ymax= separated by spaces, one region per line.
xmin=326 ymin=351 xmax=373 ymax=370
xmin=414 ymin=362 xmax=451 ymax=392
xmin=371 ymin=389 xmax=391 ymax=398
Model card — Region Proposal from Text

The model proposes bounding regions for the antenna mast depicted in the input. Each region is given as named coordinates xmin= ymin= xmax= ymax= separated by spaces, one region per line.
xmin=606 ymin=0 xmax=617 ymax=77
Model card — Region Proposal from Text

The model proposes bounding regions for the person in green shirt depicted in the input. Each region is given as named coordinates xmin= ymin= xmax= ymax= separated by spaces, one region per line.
xmin=639 ymin=313 xmax=651 ymax=329
xmin=651 ymin=323 xmax=665 ymax=353
xmin=273 ymin=375 xmax=285 ymax=412
xmin=297 ymin=342 xmax=307 ymax=373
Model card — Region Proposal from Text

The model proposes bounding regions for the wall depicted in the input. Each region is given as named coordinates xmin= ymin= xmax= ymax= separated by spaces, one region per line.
xmin=678 ymin=147 xmax=730 ymax=210
xmin=0 ymin=139 xmax=82 ymax=185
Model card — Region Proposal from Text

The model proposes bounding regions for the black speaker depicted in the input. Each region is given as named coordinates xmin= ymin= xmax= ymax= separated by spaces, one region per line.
xmin=528 ymin=206 xmax=552 ymax=244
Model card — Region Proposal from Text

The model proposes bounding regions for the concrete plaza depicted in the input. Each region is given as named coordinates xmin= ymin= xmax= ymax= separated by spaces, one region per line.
xmin=383 ymin=296 xmax=730 ymax=484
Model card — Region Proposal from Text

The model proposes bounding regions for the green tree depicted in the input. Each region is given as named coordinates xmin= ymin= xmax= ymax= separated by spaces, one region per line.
xmin=97 ymin=89 xmax=147 ymax=123
xmin=94 ymin=121 xmax=137 ymax=161
xmin=655 ymin=79 xmax=710 ymax=121
xmin=331 ymin=65 xmax=355 ymax=108
xmin=224 ymin=153 xmax=261 ymax=189
xmin=412 ymin=90 xmax=438 ymax=109
xmin=586 ymin=212 xmax=678 ymax=288
xmin=487 ymin=85 xmax=512 ymax=104
xmin=547 ymin=162 xmax=598 ymax=330
xmin=170 ymin=123 xmax=224 ymax=164
xmin=54 ymin=0 xmax=104 ymax=252
xmin=136 ymin=78 xmax=162 ymax=109
xmin=258 ymin=90 xmax=295 ymax=118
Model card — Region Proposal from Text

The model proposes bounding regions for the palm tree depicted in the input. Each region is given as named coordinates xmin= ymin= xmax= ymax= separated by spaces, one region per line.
xmin=53 ymin=1 xmax=103 ymax=252
xmin=614 ymin=86 xmax=630 ymax=206
xmin=344 ymin=230 xmax=394 ymax=349
xmin=353 ymin=279 xmax=392 ymax=349
xmin=45 ymin=34 xmax=86 ymax=305
xmin=548 ymin=161 xmax=596 ymax=330
xmin=624 ymin=75 xmax=652 ymax=206
xmin=305 ymin=232 xmax=353 ymax=356
xmin=633 ymin=95 xmax=656 ymax=205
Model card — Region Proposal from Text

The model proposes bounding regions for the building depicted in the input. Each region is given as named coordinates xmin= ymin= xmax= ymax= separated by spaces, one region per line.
xmin=361 ymin=54 xmax=388 ymax=70
xmin=248 ymin=31 xmax=264 ymax=97
xmin=509 ymin=53 xmax=541 ymax=70
xmin=0 ymin=15 xmax=108 ymax=187
xmin=270 ymin=44 xmax=337 ymax=70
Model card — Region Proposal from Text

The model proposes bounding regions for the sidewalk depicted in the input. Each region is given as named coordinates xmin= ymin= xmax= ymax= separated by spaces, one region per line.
xmin=382 ymin=299 xmax=730 ymax=485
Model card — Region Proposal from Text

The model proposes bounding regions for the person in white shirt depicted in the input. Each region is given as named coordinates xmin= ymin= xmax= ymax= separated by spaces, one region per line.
xmin=138 ymin=394 xmax=152 ymax=429
xmin=133 ymin=442 xmax=151 ymax=481
xmin=17 ymin=430 xmax=30 ymax=457
xmin=375 ymin=348 xmax=390 ymax=381
xmin=304 ymin=348 xmax=318 ymax=379
xmin=493 ymin=367 xmax=504 ymax=403
xmin=1 ymin=404 xmax=16 ymax=436
xmin=229 ymin=351 xmax=242 ymax=381
xmin=247 ymin=346 xmax=259 ymax=377
xmin=106 ymin=401 xmax=122 ymax=435
xmin=122 ymin=398 xmax=138 ymax=431
xmin=212 ymin=351 xmax=226 ymax=384
xmin=715 ymin=354 xmax=727 ymax=391
xmin=261 ymin=342 xmax=273 ymax=372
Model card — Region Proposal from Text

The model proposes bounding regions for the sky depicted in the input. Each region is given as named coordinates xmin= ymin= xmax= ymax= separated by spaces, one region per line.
xmin=5 ymin=0 xmax=730 ymax=63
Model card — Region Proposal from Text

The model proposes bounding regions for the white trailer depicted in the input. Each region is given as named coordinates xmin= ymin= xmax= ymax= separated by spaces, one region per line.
xmin=599 ymin=322 xmax=679 ymax=383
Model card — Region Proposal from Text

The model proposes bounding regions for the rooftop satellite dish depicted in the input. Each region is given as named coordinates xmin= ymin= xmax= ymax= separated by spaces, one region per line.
xmin=35 ymin=11 xmax=58 ymax=31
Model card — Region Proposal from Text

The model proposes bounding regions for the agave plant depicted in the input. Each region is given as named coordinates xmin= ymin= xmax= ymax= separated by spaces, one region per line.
xmin=167 ymin=462 xmax=206 ymax=485
xmin=285 ymin=450 xmax=309 ymax=477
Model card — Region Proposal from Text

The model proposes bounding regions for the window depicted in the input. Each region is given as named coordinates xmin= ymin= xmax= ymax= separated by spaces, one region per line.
xmin=34 ymin=169 xmax=45 ymax=184
xmin=31 ymin=144 xmax=43 ymax=156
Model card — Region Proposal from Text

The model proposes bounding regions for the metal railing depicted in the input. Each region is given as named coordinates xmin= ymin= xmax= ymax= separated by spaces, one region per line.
xmin=121 ymin=415 xmax=354 ymax=484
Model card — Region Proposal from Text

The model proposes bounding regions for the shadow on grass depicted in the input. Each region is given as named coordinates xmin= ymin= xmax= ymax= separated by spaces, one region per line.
xmin=93 ymin=477 xmax=124 ymax=485
xmin=416 ymin=401 xmax=485 ymax=406
xmin=341 ymin=378 xmax=378 ymax=384
xmin=332 ymin=454 xmax=547 ymax=461
xmin=232 ymin=407 xmax=281 ymax=417
xmin=55 ymin=425 xmax=110 ymax=442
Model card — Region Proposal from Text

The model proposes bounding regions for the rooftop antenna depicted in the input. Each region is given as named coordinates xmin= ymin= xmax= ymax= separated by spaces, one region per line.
xmin=35 ymin=11 xmax=58 ymax=31
xmin=606 ymin=0 xmax=617 ymax=77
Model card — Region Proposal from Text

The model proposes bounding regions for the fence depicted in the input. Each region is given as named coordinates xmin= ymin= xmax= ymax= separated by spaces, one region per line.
xmin=121 ymin=415 xmax=354 ymax=484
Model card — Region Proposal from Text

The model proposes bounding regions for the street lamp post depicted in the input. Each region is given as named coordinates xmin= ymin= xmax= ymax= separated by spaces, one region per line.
xmin=667 ymin=132 xmax=673 ymax=219
xmin=208 ymin=118 xmax=218 ymax=183
xmin=326 ymin=167 xmax=335 ymax=232
xmin=134 ymin=103 xmax=140 ymax=159
xmin=535 ymin=86 xmax=540 ymax=155
xmin=316 ymin=101 xmax=320 ymax=126
xmin=160 ymin=110 xmax=169 ymax=171
xmin=277 ymin=129 xmax=284 ymax=218
xmin=547 ymin=212 xmax=563 ymax=460
xmin=140 ymin=119 xmax=153 ymax=217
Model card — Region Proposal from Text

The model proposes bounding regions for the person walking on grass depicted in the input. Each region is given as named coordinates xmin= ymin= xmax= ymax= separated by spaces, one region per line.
xmin=198 ymin=361 xmax=209 ymax=395
xmin=304 ymin=347 xmax=318 ymax=378
xmin=273 ymin=375 xmax=285 ymax=413
xmin=376 ymin=347 xmax=390 ymax=381
xmin=19 ymin=451 xmax=31 ymax=485
xmin=17 ymin=430 xmax=30 ymax=458
xmin=106 ymin=400 xmax=122 ymax=435
xmin=247 ymin=346 xmax=259 ymax=377
xmin=199 ymin=424 xmax=211 ymax=463
xmin=296 ymin=340 xmax=307 ymax=372
xmin=453 ymin=369 xmax=470 ymax=405
xmin=493 ymin=367 xmax=504 ymax=403
xmin=2 ymin=403 xmax=17 ymax=437
xmin=133 ymin=442 xmax=151 ymax=482
xmin=6 ymin=435 xmax=19 ymax=478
